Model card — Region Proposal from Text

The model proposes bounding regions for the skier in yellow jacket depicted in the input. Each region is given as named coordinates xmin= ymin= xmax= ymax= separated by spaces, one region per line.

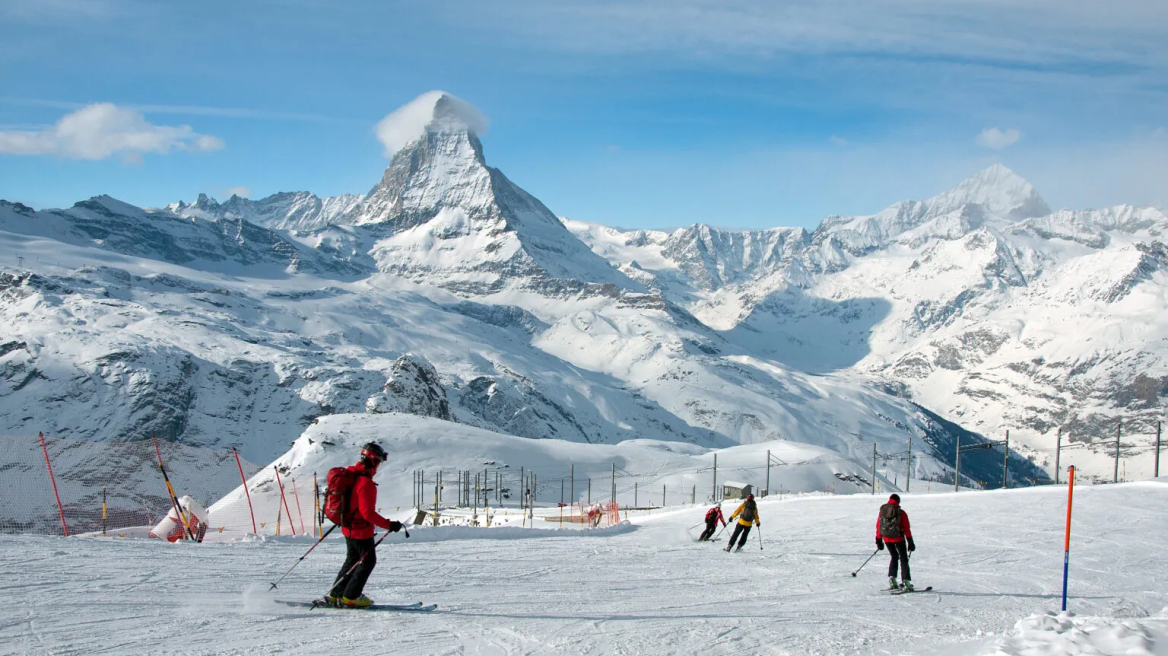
xmin=724 ymin=494 xmax=760 ymax=552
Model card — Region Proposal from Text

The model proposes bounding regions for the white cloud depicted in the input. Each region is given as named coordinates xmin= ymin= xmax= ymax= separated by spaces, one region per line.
xmin=225 ymin=186 xmax=251 ymax=198
xmin=829 ymin=135 xmax=848 ymax=146
xmin=0 ymin=103 xmax=224 ymax=161
xmin=977 ymin=127 xmax=1022 ymax=150
xmin=375 ymin=91 xmax=489 ymax=157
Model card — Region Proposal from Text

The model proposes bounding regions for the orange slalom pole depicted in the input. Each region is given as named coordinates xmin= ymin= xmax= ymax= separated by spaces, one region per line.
xmin=1061 ymin=465 xmax=1076 ymax=611
xmin=39 ymin=433 xmax=69 ymax=537
xmin=233 ymin=448 xmax=257 ymax=534
xmin=274 ymin=467 xmax=297 ymax=536
xmin=291 ymin=478 xmax=306 ymax=535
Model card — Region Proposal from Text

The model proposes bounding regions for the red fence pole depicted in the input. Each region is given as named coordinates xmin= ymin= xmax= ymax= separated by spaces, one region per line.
xmin=39 ymin=432 xmax=69 ymax=537
xmin=233 ymin=448 xmax=257 ymax=534
xmin=274 ymin=466 xmax=297 ymax=536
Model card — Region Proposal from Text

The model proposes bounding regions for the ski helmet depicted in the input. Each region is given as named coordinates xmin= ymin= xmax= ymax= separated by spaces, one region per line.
xmin=889 ymin=493 xmax=900 ymax=503
xmin=360 ymin=442 xmax=388 ymax=466
xmin=746 ymin=493 xmax=754 ymax=500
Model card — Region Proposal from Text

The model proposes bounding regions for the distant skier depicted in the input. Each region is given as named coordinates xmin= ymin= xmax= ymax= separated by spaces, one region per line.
xmin=724 ymin=494 xmax=760 ymax=552
xmin=699 ymin=504 xmax=726 ymax=541
xmin=875 ymin=493 xmax=915 ymax=591
xmin=324 ymin=442 xmax=403 ymax=608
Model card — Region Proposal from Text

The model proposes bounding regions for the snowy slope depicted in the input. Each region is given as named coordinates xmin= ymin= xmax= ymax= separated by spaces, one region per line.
xmin=564 ymin=166 xmax=1168 ymax=483
xmin=2 ymin=478 xmax=1165 ymax=655
xmin=206 ymin=413 xmax=911 ymax=537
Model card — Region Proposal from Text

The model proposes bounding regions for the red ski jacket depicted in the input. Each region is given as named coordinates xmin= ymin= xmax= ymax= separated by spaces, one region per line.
xmin=342 ymin=462 xmax=395 ymax=540
xmin=875 ymin=500 xmax=912 ymax=543
xmin=705 ymin=507 xmax=726 ymax=525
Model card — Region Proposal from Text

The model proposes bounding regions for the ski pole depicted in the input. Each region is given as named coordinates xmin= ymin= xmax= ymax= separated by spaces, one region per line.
xmin=757 ymin=526 xmax=763 ymax=551
xmin=269 ymin=524 xmax=337 ymax=590
xmin=850 ymin=549 xmax=880 ymax=577
xmin=313 ymin=525 xmax=408 ymax=609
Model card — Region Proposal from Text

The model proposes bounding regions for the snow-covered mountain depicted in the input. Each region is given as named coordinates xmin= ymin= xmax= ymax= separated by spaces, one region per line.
xmin=3 ymin=92 xmax=1041 ymax=513
xmin=10 ymin=89 xmax=1157 ymax=499
xmin=565 ymin=165 xmax=1168 ymax=482
xmin=168 ymin=191 xmax=365 ymax=233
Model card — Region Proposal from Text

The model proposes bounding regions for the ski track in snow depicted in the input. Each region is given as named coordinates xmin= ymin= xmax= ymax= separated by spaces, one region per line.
xmin=1 ymin=482 xmax=1166 ymax=655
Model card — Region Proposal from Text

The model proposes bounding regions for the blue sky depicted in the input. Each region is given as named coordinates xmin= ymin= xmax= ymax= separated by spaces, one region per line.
xmin=1 ymin=0 xmax=1165 ymax=229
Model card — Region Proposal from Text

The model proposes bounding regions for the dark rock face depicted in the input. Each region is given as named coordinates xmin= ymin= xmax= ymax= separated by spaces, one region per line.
xmin=366 ymin=354 xmax=452 ymax=420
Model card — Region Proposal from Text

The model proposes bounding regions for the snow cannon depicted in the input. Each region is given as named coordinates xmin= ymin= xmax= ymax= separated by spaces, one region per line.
xmin=149 ymin=495 xmax=208 ymax=542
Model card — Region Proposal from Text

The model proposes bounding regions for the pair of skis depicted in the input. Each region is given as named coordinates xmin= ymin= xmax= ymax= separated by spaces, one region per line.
xmin=277 ymin=600 xmax=438 ymax=612
xmin=888 ymin=585 xmax=932 ymax=595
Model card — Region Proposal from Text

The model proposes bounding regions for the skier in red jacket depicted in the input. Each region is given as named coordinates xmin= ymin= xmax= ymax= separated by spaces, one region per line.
xmin=326 ymin=442 xmax=402 ymax=607
xmin=698 ymin=505 xmax=726 ymax=541
xmin=875 ymin=493 xmax=915 ymax=591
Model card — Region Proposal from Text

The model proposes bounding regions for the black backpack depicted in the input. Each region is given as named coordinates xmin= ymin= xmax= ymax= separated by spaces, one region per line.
xmin=740 ymin=499 xmax=756 ymax=523
xmin=879 ymin=503 xmax=903 ymax=538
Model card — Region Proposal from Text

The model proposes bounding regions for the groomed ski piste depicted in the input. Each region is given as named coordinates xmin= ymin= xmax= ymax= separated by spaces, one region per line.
xmin=1 ymin=434 xmax=1165 ymax=656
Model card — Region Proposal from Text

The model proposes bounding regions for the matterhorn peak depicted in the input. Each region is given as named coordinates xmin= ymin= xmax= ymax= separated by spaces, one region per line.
xmin=928 ymin=164 xmax=1050 ymax=222
xmin=375 ymin=91 xmax=489 ymax=157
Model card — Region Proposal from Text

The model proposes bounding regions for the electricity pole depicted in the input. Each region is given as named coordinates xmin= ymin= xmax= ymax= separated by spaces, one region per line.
xmin=1003 ymin=430 xmax=1009 ymax=489
xmin=906 ymin=433 xmax=912 ymax=493
xmin=955 ymin=435 xmax=961 ymax=492
xmin=1114 ymin=421 xmax=1121 ymax=484
xmin=1055 ymin=427 xmax=1061 ymax=484
xmin=871 ymin=444 xmax=877 ymax=495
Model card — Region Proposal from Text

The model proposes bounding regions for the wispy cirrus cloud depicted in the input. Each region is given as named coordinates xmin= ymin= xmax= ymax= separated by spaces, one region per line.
xmin=449 ymin=0 xmax=1168 ymax=72
xmin=0 ymin=103 xmax=223 ymax=161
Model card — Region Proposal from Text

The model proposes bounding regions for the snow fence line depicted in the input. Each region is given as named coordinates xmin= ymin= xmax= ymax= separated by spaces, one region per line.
xmin=230 ymin=522 xmax=637 ymax=544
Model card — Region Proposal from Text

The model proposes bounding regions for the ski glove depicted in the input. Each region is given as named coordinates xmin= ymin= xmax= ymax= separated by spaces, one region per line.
xmin=876 ymin=538 xmax=884 ymax=550
xmin=389 ymin=521 xmax=403 ymax=533
xmin=907 ymin=537 xmax=916 ymax=552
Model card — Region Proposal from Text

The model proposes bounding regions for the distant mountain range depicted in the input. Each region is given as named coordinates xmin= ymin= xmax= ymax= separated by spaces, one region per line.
xmin=3 ymin=93 xmax=1164 ymax=488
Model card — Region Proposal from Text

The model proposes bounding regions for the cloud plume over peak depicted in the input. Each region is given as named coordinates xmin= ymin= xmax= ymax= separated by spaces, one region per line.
xmin=977 ymin=127 xmax=1022 ymax=150
xmin=374 ymin=91 xmax=488 ymax=157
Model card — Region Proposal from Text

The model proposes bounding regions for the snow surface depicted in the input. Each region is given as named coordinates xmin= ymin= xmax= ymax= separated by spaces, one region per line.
xmin=2 ymin=479 xmax=1164 ymax=655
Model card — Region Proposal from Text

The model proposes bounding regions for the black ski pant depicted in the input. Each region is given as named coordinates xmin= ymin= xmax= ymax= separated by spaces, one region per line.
xmin=329 ymin=536 xmax=377 ymax=600
xmin=699 ymin=519 xmax=718 ymax=541
xmin=727 ymin=523 xmax=752 ymax=550
xmin=886 ymin=540 xmax=911 ymax=581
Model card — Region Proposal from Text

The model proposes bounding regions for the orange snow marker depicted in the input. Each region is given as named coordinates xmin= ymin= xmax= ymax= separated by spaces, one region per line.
xmin=291 ymin=478 xmax=306 ymax=535
xmin=274 ymin=466 xmax=297 ymax=536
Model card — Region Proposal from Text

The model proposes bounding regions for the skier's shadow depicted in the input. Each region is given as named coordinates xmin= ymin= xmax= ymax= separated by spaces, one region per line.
xmin=445 ymin=610 xmax=783 ymax=622
xmin=932 ymin=592 xmax=1113 ymax=600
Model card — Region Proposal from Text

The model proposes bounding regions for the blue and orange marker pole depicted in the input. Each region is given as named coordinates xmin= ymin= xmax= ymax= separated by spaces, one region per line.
xmin=1061 ymin=465 xmax=1076 ymax=611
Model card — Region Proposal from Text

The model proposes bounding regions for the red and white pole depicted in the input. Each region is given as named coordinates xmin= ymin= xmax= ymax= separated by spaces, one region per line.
xmin=39 ymin=432 xmax=68 ymax=537
xmin=1061 ymin=465 xmax=1076 ymax=611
